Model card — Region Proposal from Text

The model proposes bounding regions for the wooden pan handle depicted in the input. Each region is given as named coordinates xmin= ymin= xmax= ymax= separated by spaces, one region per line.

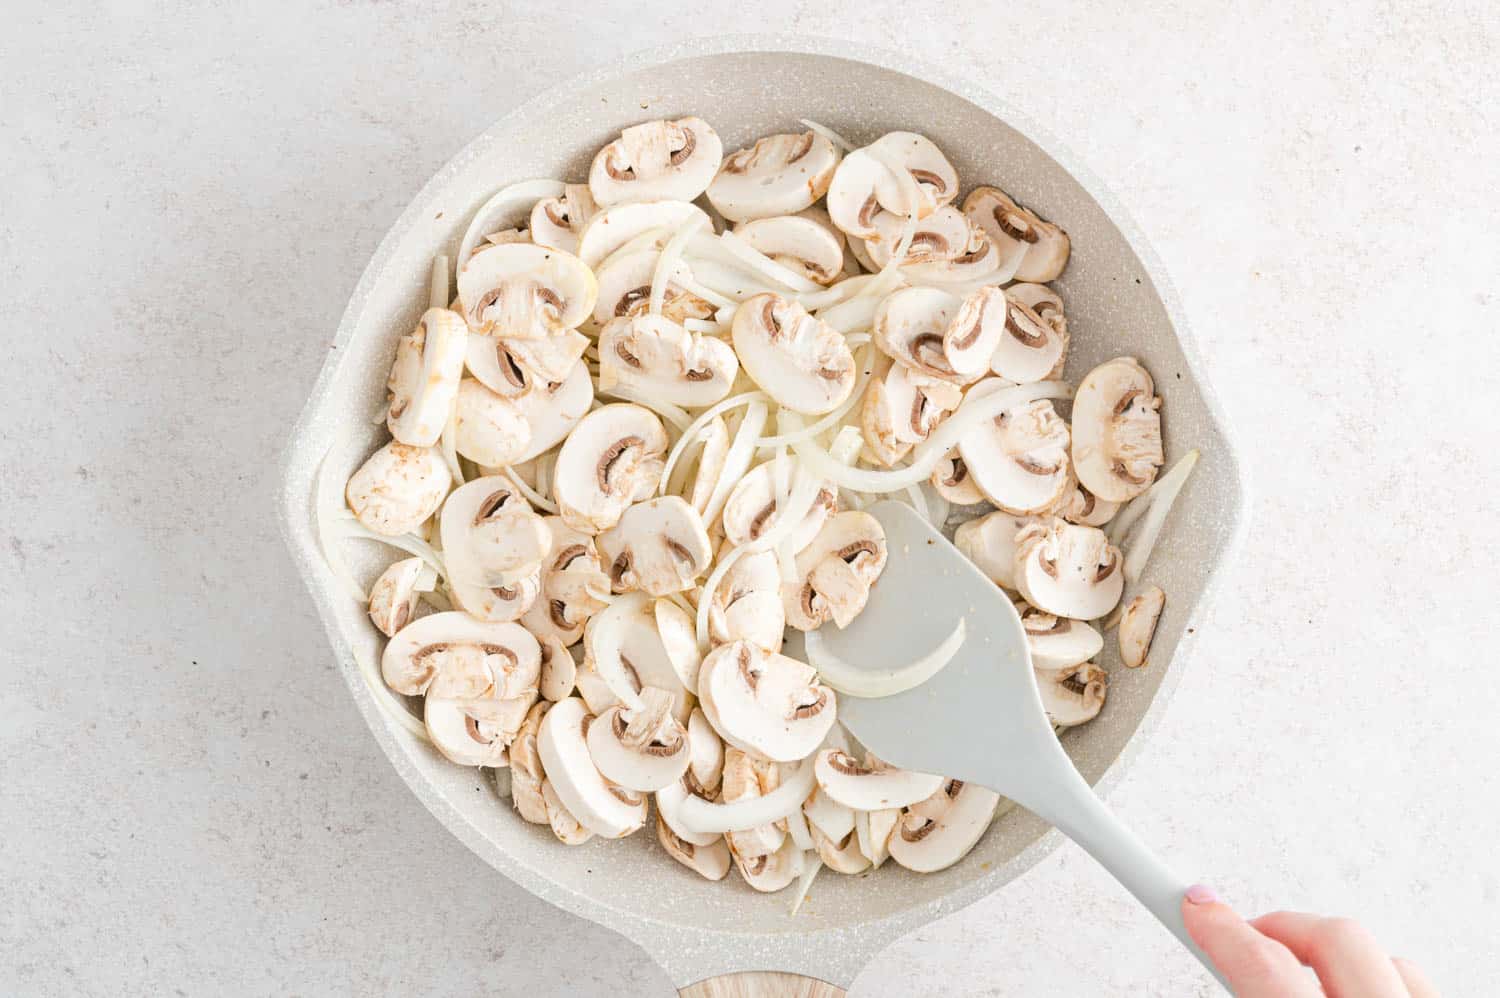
xmin=679 ymin=970 xmax=846 ymax=997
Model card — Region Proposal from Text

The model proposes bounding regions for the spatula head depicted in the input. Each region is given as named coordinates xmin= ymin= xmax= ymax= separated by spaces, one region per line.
xmin=808 ymin=500 xmax=1057 ymax=792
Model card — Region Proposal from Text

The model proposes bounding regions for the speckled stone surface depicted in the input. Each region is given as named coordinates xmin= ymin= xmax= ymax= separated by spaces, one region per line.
xmin=3 ymin=3 xmax=1497 ymax=996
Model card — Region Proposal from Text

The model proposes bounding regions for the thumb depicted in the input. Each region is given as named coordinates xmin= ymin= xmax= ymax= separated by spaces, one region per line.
xmin=1180 ymin=886 xmax=1318 ymax=997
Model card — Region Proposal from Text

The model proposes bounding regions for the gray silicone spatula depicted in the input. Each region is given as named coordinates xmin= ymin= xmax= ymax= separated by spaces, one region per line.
xmin=824 ymin=500 xmax=1227 ymax=990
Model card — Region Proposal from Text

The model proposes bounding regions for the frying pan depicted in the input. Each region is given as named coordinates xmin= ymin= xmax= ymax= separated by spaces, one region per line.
xmin=278 ymin=35 xmax=1248 ymax=994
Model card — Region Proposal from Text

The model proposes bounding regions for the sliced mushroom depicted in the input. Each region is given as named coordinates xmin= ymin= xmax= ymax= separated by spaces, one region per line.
xmin=732 ymin=835 xmax=804 ymax=893
xmin=381 ymin=612 xmax=541 ymax=700
xmin=541 ymin=778 xmax=596 ymax=845
xmin=733 ymin=214 xmax=845 ymax=285
xmin=450 ymin=566 xmax=541 ymax=624
xmin=456 ymin=242 xmax=596 ymax=338
xmin=863 ymin=205 xmax=974 ymax=272
xmin=935 ymin=287 xmax=1009 ymax=383
xmin=802 ymin=784 xmax=856 ymax=843
xmin=720 ymin=747 xmax=786 ymax=859
xmin=656 ymin=772 xmax=721 ymax=848
xmin=537 ymin=633 xmax=577 ymax=701
xmin=1022 ymin=609 xmax=1104 ymax=672
xmin=597 ymin=313 xmax=739 ymax=407
xmin=509 ymin=701 xmax=552 ymax=825
xmin=425 ymin=691 xmax=536 ymax=768
xmin=782 ymin=511 xmax=888 ymax=631
xmin=586 ymin=686 xmax=691 ymax=792
xmin=591 ymin=247 xmax=717 ymax=326
xmin=930 ymin=448 xmax=986 ymax=506
xmin=386 ymin=307 xmax=468 ymax=447
xmin=1118 ymin=586 xmax=1165 ymax=669
xmin=707 ymin=547 xmax=786 ymax=654
xmin=1070 ymin=357 xmax=1164 ymax=503
xmin=888 ymin=779 xmax=1000 ymax=873
xmin=506 ymin=361 xmax=591 ymax=464
xmin=827 ymin=133 xmax=957 ymax=238
xmin=981 ymin=294 xmax=1066 ymax=387
xmin=707 ymin=130 xmax=840 ymax=222
xmin=536 ymin=696 xmax=648 ymax=838
xmin=855 ymin=807 xmax=899 ymax=869
xmin=529 ymin=183 xmax=598 ymax=255
xmin=731 ymin=292 xmax=855 ymax=415
xmin=552 ymin=403 xmax=668 ymax=534
xmin=346 ymin=441 xmax=451 ymax=536
xmin=1007 ymin=282 xmax=1068 ymax=351
xmin=501 ymin=328 xmax=590 ymax=386
xmin=860 ymin=356 xmax=964 ymax=466
xmin=575 ymin=199 xmax=711 ymax=270
xmin=368 ymin=557 xmax=424 ymax=636
xmin=814 ymin=749 xmax=945 ymax=811
xmin=697 ymin=641 xmax=837 ymax=762
xmin=453 ymin=378 xmax=530 ymax=467
xmin=521 ymin=517 xmax=610 ymax=645
xmin=440 ymin=477 xmax=551 ymax=588
xmin=654 ymin=598 xmax=704 ymax=692
xmin=465 ymin=334 xmax=536 ymax=398
xmin=962 ymin=185 xmax=1071 ymax=283
xmin=720 ymin=459 xmax=836 ymax=550
xmin=953 ymin=511 xmax=1035 ymax=591
xmin=687 ymin=707 xmax=724 ymax=793
xmin=872 ymin=286 xmax=970 ymax=384
xmin=597 ymin=496 xmax=713 ymax=597
xmin=1061 ymin=483 xmax=1121 ymax=528
xmin=1039 ymin=661 xmax=1108 ymax=727
xmin=1013 ymin=519 xmax=1125 ymax=620
xmin=589 ymin=117 xmax=723 ymax=205
xmin=956 ymin=384 xmax=1072 ymax=515
xmin=656 ymin=813 xmax=732 ymax=880
xmin=582 ymin=591 xmax=691 ymax=721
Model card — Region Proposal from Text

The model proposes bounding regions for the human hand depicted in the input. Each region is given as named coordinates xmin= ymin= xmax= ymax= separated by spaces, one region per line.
xmin=1181 ymin=886 xmax=1437 ymax=997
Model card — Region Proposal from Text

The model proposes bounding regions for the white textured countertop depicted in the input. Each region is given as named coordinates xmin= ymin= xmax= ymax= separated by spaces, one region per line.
xmin=3 ymin=2 xmax=1497 ymax=995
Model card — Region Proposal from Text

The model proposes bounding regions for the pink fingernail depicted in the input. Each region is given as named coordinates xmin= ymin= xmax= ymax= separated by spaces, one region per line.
xmin=1184 ymin=884 xmax=1221 ymax=905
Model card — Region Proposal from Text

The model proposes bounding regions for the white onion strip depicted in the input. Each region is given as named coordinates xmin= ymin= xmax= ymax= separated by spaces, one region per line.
xmin=651 ymin=214 xmax=708 ymax=317
xmin=456 ymin=179 xmax=564 ymax=271
xmin=596 ymin=383 xmax=693 ymax=432
xmin=789 ymin=857 xmax=822 ymax=916
xmin=799 ymin=118 xmax=855 ymax=153
xmin=439 ymin=404 xmax=465 ymax=485
xmin=1115 ymin=449 xmax=1200 ymax=583
xmin=335 ymin=512 xmax=447 ymax=579
xmin=658 ymin=391 xmax=770 ymax=494
xmin=697 ymin=402 xmax=769 ymax=527
xmin=804 ymin=618 xmax=967 ymax=698
xmin=315 ymin=447 xmax=368 ymax=602
xmin=708 ymin=230 xmax=821 ymax=293
xmin=677 ymin=759 xmax=817 ymax=833
xmin=682 ymin=318 xmax=720 ymax=334
xmin=501 ymin=465 xmax=559 ymax=514
xmin=428 ymin=254 xmax=449 ymax=310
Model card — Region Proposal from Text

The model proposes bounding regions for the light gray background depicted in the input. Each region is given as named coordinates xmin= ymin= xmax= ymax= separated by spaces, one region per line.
xmin=3 ymin=1 xmax=1497 ymax=995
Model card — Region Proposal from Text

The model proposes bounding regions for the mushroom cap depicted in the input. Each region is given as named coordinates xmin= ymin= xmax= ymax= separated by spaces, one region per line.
xmin=863 ymin=205 xmax=972 ymax=272
xmin=814 ymin=749 xmax=944 ymax=812
xmin=734 ymin=214 xmax=845 ymax=285
xmin=1007 ymin=281 xmax=1068 ymax=339
xmin=707 ymin=130 xmax=841 ymax=222
xmin=541 ymin=778 xmax=596 ymax=845
xmin=782 ymin=511 xmax=888 ymax=631
xmin=987 ymin=291 xmax=1067 ymax=385
xmin=719 ymin=459 xmax=836 ymax=550
xmin=537 ymin=697 xmax=648 ymax=838
xmin=501 ymin=328 xmax=590 ymax=386
xmin=367 ymin=556 xmax=424 ymax=637
xmin=588 ymin=117 xmax=723 ymax=206
xmin=888 ymin=779 xmax=1000 ymax=873
xmin=732 ymin=835 xmax=804 ymax=893
xmin=939 ymin=288 xmax=1009 ymax=383
xmin=465 ymin=335 xmax=536 ymax=398
xmin=697 ymin=641 xmax=837 ymax=762
xmin=810 ymin=824 xmax=871 ymax=875
xmin=962 ymin=185 xmax=1070 ymax=283
xmin=552 ymin=403 xmax=668 ymax=534
xmin=582 ymin=591 xmax=692 ymax=721
xmin=536 ymin=633 xmax=577 ymax=701
xmin=1038 ymin=661 xmax=1108 ymax=727
xmin=707 ymin=548 xmax=786 ymax=654
xmin=1070 ymin=357 xmax=1164 ymax=503
xmin=597 ymin=313 xmax=739 ymax=407
xmin=731 ymin=292 xmax=856 ymax=415
xmin=509 ymin=701 xmax=552 ymax=824
xmin=520 ymin=518 xmax=608 ymax=643
xmin=686 ymin=707 xmax=725 ymax=793
xmin=656 ymin=813 xmax=732 ymax=880
xmin=510 ymin=360 xmax=594 ymax=464
xmin=456 ymin=242 xmax=597 ymax=338
xmin=860 ymin=360 xmax=964 ymax=464
xmin=346 ymin=441 xmax=451 ymax=537
xmin=930 ymin=449 xmax=986 ymax=506
xmin=440 ymin=477 xmax=551 ymax=588
xmin=956 ymin=385 xmax=1072 ymax=515
xmin=381 ymin=611 xmax=541 ymax=699
xmin=450 ymin=566 xmax=541 ymax=624
xmin=1118 ymin=586 xmax=1165 ymax=669
xmin=1061 ymin=483 xmax=1120 ymax=528
xmin=591 ymin=247 xmax=716 ymax=326
xmin=1013 ymin=519 xmax=1125 ymax=620
xmin=529 ymin=183 xmax=598 ymax=255
xmin=586 ymin=687 xmax=691 ymax=792
xmin=872 ymin=286 xmax=968 ymax=383
xmin=720 ymin=747 xmax=787 ymax=859
xmin=453 ymin=378 xmax=530 ymax=468
xmin=953 ymin=510 xmax=1035 ymax=590
xmin=597 ymin=496 xmax=713 ymax=597
xmin=425 ymin=691 xmax=536 ymax=768
xmin=1022 ymin=609 xmax=1104 ymax=672
xmin=386 ymin=307 xmax=468 ymax=447
xmin=575 ymin=199 xmax=710 ymax=270
xmin=826 ymin=133 xmax=957 ymax=239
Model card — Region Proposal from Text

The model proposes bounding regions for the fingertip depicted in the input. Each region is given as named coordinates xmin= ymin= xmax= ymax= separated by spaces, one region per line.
xmin=1183 ymin=883 xmax=1222 ymax=906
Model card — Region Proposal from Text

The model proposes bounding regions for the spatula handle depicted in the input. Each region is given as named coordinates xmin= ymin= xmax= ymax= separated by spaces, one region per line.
xmin=678 ymin=971 xmax=845 ymax=997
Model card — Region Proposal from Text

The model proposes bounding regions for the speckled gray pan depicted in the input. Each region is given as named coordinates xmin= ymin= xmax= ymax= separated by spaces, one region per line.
xmin=278 ymin=35 xmax=1247 ymax=990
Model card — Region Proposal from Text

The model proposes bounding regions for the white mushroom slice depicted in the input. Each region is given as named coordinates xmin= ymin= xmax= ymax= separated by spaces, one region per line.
xmin=720 ymin=460 xmax=837 ymax=550
xmin=1118 ymin=586 xmax=1165 ymax=669
xmin=456 ymin=242 xmax=596 ymax=338
xmin=802 ymin=785 xmax=856 ymax=843
xmin=589 ymin=117 xmax=723 ymax=205
xmin=1022 ymin=609 xmax=1104 ymax=672
xmin=510 ymin=361 xmax=593 ymax=464
xmin=1062 ymin=483 xmax=1121 ymax=528
xmin=734 ymin=215 xmax=845 ymax=285
xmin=587 ymin=687 xmax=691 ymax=792
xmin=872 ymin=286 xmax=968 ymax=383
xmin=368 ymin=557 xmax=424 ymax=637
xmin=720 ymin=747 xmax=786 ymax=859
xmin=465 ymin=335 xmax=536 ymax=397
xmin=440 ymin=477 xmax=551 ymax=587
xmin=1007 ymin=282 xmax=1068 ymax=340
xmin=826 ymin=149 xmax=895 ymax=240
xmin=656 ymin=813 xmax=732 ymax=881
xmin=826 ymin=133 xmax=956 ymax=238
xmin=1070 ymin=357 xmax=1164 ymax=503
xmin=424 ymin=692 xmax=535 ymax=768
xmin=814 ymin=750 xmax=945 ymax=811
xmin=683 ymin=416 xmax=730 ymax=517
xmin=597 ymin=496 xmax=712 ymax=597
xmin=687 ymin=707 xmax=724 ymax=793
xmin=510 ymin=701 xmax=552 ymax=824
xmin=591 ymin=247 xmax=716 ymax=326
xmin=541 ymin=778 xmax=596 ymax=845
xmin=537 ymin=634 xmax=577 ymax=701
xmin=656 ymin=774 xmax=720 ymax=848
xmin=502 ymin=328 xmax=590 ymax=386
xmin=855 ymin=807 xmax=899 ymax=869
xmin=381 ymin=612 xmax=541 ymax=699
xmin=346 ymin=442 xmax=451 ymax=537
xmin=860 ymin=359 xmax=964 ymax=465
xmin=582 ymin=591 xmax=691 ymax=721
xmin=846 ymin=234 xmax=879 ymax=272
xmin=888 ymin=779 xmax=1000 ymax=873
xmin=537 ymin=697 xmax=648 ymax=838
xmin=733 ymin=835 xmax=804 ymax=893
xmin=783 ymin=511 xmax=888 ymax=632
xmin=1013 ymin=519 xmax=1125 ymax=620
xmin=953 ymin=511 xmax=1035 ymax=590
xmin=698 ymin=642 xmax=837 ymax=762
xmin=522 ymin=521 xmax=608 ymax=642
xmin=597 ymin=313 xmax=738 ymax=407
xmin=963 ymin=185 xmax=1071 ymax=283
xmin=810 ymin=826 xmax=871 ymax=875
xmin=453 ymin=379 xmax=530 ymax=467
xmin=903 ymin=217 xmax=1003 ymax=285
xmin=529 ymin=183 xmax=597 ymax=255
xmin=937 ymin=287 xmax=1009 ymax=383
xmin=731 ymin=293 xmax=855 ymax=415
xmin=984 ymin=292 xmax=1067 ymax=385
xmin=655 ymin=598 xmax=703 ymax=692
xmin=1039 ymin=661 xmax=1108 ymax=727
xmin=930 ymin=449 xmax=986 ymax=506
xmin=707 ymin=130 xmax=840 ymax=222
xmin=956 ymin=388 xmax=1072 ymax=515
xmin=864 ymin=205 xmax=972 ymax=271
xmin=575 ymin=200 xmax=710 ymax=270
xmin=385 ymin=307 xmax=468 ymax=447
xmin=707 ymin=548 xmax=786 ymax=654
xmin=450 ymin=567 xmax=541 ymax=624
xmin=552 ymin=404 xmax=668 ymax=534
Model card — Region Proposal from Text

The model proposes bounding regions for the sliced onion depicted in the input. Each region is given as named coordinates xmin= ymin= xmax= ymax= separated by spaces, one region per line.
xmin=428 ymin=254 xmax=449 ymax=310
xmin=1116 ymin=449 xmax=1200 ymax=583
xmin=705 ymin=230 xmax=820 ymax=293
xmin=798 ymin=274 xmax=881 ymax=311
xmin=500 ymin=465 xmax=559 ymax=514
xmin=335 ymin=511 xmax=447 ymax=579
xmin=798 ymin=118 xmax=855 ymax=154
xmin=316 ymin=447 xmax=368 ymax=602
xmin=788 ymin=856 xmax=822 ymax=916
xmin=457 ymin=179 xmax=564 ymax=271
xmin=597 ymin=225 xmax=674 ymax=273
xmin=651 ymin=214 xmax=708 ymax=317
xmin=439 ymin=402 xmax=465 ymax=485
xmin=596 ymin=382 xmax=692 ymax=432
xmin=677 ymin=758 xmax=818 ymax=833
xmin=695 ymin=543 xmax=746 ymax=651
xmin=672 ymin=272 xmax=737 ymax=310
xmin=658 ymin=391 xmax=770 ymax=495
xmin=682 ymin=318 xmax=721 ymax=334
xmin=804 ymin=618 xmax=967 ymax=698
xmin=679 ymin=257 xmax=781 ymax=302
xmin=783 ymin=800 xmax=815 ymax=851
xmin=699 ymin=401 xmax=769 ymax=528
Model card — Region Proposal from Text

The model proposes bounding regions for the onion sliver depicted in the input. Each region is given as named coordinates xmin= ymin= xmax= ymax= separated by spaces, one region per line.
xmin=500 ymin=465 xmax=558 ymax=514
xmin=651 ymin=214 xmax=708 ymax=317
xmin=789 ymin=856 xmax=822 ymax=916
xmin=428 ymin=254 xmax=449 ymax=310
xmin=708 ymin=230 xmax=821 ymax=293
xmin=315 ymin=447 xmax=368 ymax=602
xmin=1117 ymin=449 xmax=1200 ymax=583
xmin=682 ymin=318 xmax=720 ymax=334
xmin=699 ymin=401 xmax=769 ymax=528
xmin=804 ymin=618 xmax=967 ymax=699
xmin=439 ymin=403 xmax=465 ymax=485
xmin=798 ymin=118 xmax=855 ymax=153
xmin=335 ymin=511 xmax=447 ymax=580
xmin=596 ymin=382 xmax=692 ymax=432
xmin=456 ymin=179 xmax=564 ymax=271
xmin=658 ymin=391 xmax=769 ymax=495
xmin=677 ymin=759 xmax=818 ymax=833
